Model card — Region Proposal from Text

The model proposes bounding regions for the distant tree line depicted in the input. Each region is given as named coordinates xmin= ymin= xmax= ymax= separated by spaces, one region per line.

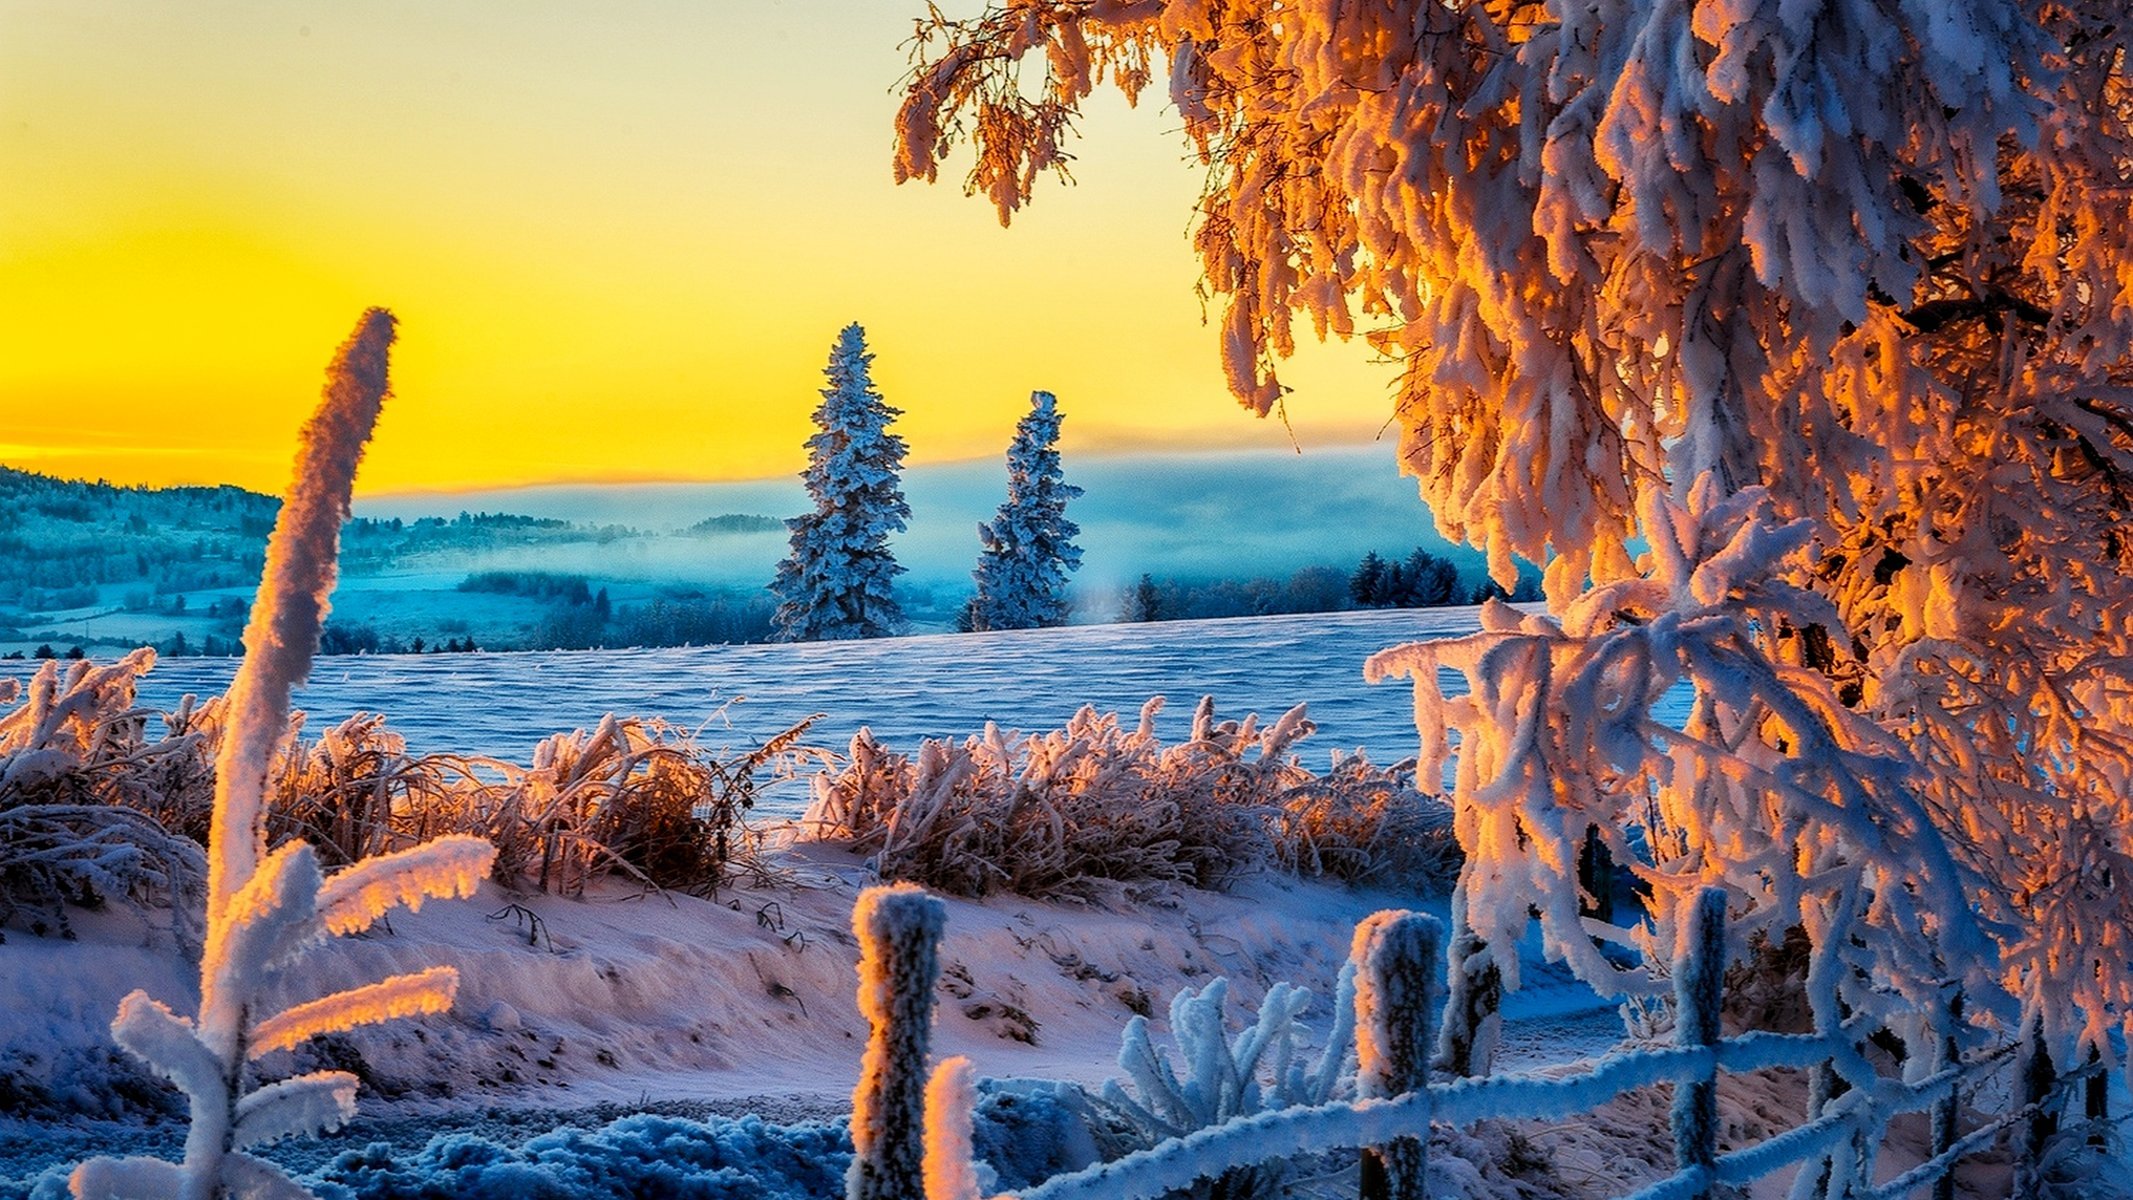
xmin=685 ymin=513 xmax=784 ymax=535
xmin=457 ymin=570 xmax=596 ymax=604
xmin=317 ymin=624 xmax=484 ymax=655
xmin=533 ymin=586 xmax=775 ymax=650
xmin=1116 ymin=547 xmax=1538 ymax=624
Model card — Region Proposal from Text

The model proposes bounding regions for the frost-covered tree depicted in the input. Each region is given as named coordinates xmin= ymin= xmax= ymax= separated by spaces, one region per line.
xmin=772 ymin=324 xmax=911 ymax=642
xmin=968 ymin=391 xmax=1083 ymax=631
xmin=71 ymin=310 xmax=494 ymax=1200
xmin=895 ymin=1 xmax=2133 ymax=1082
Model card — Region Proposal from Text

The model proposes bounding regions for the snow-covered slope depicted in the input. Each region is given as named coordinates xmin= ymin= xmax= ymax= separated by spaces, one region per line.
xmin=123 ymin=607 xmax=1692 ymax=820
xmin=0 ymin=847 xmax=1433 ymax=1181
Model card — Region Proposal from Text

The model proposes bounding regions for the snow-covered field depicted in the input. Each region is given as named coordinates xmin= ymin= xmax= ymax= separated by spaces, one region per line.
xmin=7 ymin=610 xmax=2116 ymax=1199
xmin=124 ymin=606 xmax=1690 ymax=820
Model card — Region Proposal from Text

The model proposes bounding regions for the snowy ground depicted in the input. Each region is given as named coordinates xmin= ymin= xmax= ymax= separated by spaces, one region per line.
xmin=121 ymin=606 xmax=1691 ymax=820
xmin=3 ymin=611 xmax=2121 ymax=1198
xmin=10 ymin=849 xmax=2106 ymax=1198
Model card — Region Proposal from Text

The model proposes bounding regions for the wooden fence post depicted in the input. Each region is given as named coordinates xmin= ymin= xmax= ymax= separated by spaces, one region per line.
xmin=1435 ymin=885 xmax=1500 ymax=1078
xmin=1929 ymin=985 xmax=1962 ymax=1200
xmin=1353 ymin=909 xmax=1444 ymax=1200
xmin=850 ymin=884 xmax=947 ymax=1200
xmin=1671 ymin=888 xmax=1726 ymax=1200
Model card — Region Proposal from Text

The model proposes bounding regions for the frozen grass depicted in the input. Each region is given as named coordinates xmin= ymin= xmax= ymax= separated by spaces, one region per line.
xmin=800 ymin=696 xmax=1458 ymax=899
xmin=0 ymin=654 xmax=1455 ymax=942
xmin=0 ymin=650 xmax=816 ymax=941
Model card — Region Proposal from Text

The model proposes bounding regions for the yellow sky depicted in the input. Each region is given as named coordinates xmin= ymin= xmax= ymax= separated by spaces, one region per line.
xmin=0 ymin=0 xmax=1400 ymax=495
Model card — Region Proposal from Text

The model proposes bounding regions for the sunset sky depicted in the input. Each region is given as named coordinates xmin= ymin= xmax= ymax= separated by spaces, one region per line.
xmin=0 ymin=1 xmax=1399 ymax=496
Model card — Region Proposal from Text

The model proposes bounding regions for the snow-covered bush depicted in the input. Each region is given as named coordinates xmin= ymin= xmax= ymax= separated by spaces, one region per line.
xmin=0 ymin=651 xmax=217 ymax=946
xmin=1090 ymin=971 xmax=1356 ymax=1200
xmin=462 ymin=712 xmax=810 ymax=896
xmin=0 ymin=803 xmax=205 ymax=950
xmin=1265 ymin=753 xmax=1458 ymax=891
xmin=69 ymin=309 xmax=497 ymax=1200
xmin=1367 ymin=486 xmax=1990 ymax=1037
xmin=967 ymin=391 xmax=1082 ymax=632
xmin=266 ymin=714 xmax=462 ymax=870
xmin=804 ymin=697 xmax=1395 ymax=897
xmin=850 ymin=883 xmax=947 ymax=1200
xmin=0 ymin=654 xmax=813 ymax=916
xmin=0 ymin=651 xmax=215 ymax=819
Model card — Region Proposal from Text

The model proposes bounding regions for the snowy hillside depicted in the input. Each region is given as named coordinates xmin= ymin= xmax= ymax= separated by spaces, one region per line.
xmin=118 ymin=607 xmax=1687 ymax=821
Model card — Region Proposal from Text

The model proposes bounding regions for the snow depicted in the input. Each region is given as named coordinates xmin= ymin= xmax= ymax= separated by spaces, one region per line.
xmin=116 ymin=606 xmax=1693 ymax=820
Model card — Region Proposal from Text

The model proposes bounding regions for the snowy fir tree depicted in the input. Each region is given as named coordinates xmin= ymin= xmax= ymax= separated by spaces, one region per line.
xmin=897 ymin=0 xmax=2133 ymax=1105
xmin=72 ymin=310 xmax=493 ymax=1200
xmin=967 ymin=390 xmax=1083 ymax=631
xmin=772 ymin=323 xmax=911 ymax=642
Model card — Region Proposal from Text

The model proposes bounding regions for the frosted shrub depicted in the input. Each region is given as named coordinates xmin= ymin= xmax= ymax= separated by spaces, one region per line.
xmin=0 ymin=803 xmax=206 ymax=950
xmin=0 ymin=650 xmax=216 ymax=947
xmin=0 ymin=650 xmax=222 ymax=846
xmin=0 ymin=676 xmax=807 ymax=920
xmin=803 ymin=697 xmax=1421 ymax=898
xmin=0 ymin=651 xmax=215 ymax=817
xmin=1091 ymin=971 xmax=1356 ymax=1199
xmin=1368 ymin=486 xmax=1989 ymax=1045
xmin=70 ymin=309 xmax=496 ymax=1200
xmin=266 ymin=714 xmax=463 ymax=870
xmin=1266 ymin=753 xmax=1458 ymax=891
xmin=466 ymin=712 xmax=812 ymax=896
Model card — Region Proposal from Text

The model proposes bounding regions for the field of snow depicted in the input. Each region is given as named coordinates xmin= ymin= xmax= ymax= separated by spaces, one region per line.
xmin=123 ymin=606 xmax=1691 ymax=821
xmin=10 ymin=611 xmax=2113 ymax=1199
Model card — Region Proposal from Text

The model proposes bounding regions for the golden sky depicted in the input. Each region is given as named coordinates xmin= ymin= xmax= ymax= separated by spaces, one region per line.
xmin=0 ymin=0 xmax=1399 ymax=495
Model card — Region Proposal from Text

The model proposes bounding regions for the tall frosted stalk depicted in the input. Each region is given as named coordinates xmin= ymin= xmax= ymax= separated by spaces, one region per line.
xmin=72 ymin=311 xmax=494 ymax=1200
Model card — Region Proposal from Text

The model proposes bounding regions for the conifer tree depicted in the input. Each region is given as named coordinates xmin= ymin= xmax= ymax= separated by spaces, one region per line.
xmin=1123 ymin=573 xmax=1162 ymax=623
xmin=967 ymin=391 xmax=1082 ymax=631
xmin=771 ymin=324 xmax=911 ymax=641
xmin=1348 ymin=552 xmax=1386 ymax=608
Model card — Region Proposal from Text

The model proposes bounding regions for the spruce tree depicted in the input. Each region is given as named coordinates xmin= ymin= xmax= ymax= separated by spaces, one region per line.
xmin=968 ymin=391 xmax=1082 ymax=631
xmin=771 ymin=324 xmax=911 ymax=641
xmin=1349 ymin=551 xmax=1386 ymax=608
xmin=1123 ymin=573 xmax=1162 ymax=623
